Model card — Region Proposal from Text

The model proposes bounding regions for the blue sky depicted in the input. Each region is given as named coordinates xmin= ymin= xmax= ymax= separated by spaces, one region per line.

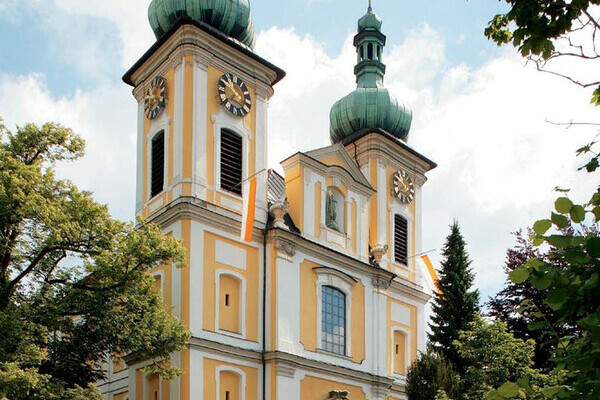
xmin=1 ymin=1 xmax=598 ymax=301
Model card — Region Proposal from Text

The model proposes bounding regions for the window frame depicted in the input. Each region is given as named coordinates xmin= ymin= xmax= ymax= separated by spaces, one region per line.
xmin=320 ymin=285 xmax=347 ymax=355
xmin=390 ymin=206 xmax=413 ymax=269
xmin=314 ymin=267 xmax=356 ymax=358
xmin=215 ymin=366 xmax=246 ymax=400
xmin=390 ymin=327 xmax=411 ymax=378
xmin=146 ymin=122 xmax=169 ymax=202
xmin=325 ymin=186 xmax=346 ymax=234
xmin=213 ymin=120 xmax=250 ymax=201
xmin=219 ymin=128 xmax=244 ymax=196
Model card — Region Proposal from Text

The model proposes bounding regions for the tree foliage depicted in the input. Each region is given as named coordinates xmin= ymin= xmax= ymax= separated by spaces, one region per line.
xmin=429 ymin=221 xmax=480 ymax=375
xmin=406 ymin=347 xmax=461 ymax=400
xmin=485 ymin=0 xmax=600 ymax=106
xmin=456 ymin=315 xmax=550 ymax=400
xmin=488 ymin=230 xmax=585 ymax=372
xmin=0 ymin=122 xmax=189 ymax=399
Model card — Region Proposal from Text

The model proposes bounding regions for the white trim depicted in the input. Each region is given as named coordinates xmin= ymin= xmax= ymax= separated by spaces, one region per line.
xmin=215 ymin=366 xmax=247 ymax=400
xmin=212 ymin=110 xmax=251 ymax=200
xmin=146 ymin=113 xmax=171 ymax=202
xmin=193 ymin=60 xmax=208 ymax=200
xmin=315 ymin=268 xmax=355 ymax=358
xmin=215 ymin=269 xmax=247 ymax=339
xmin=135 ymin=102 xmax=145 ymax=214
xmin=172 ymin=62 xmax=184 ymax=194
xmin=390 ymin=326 xmax=411 ymax=380
xmin=152 ymin=270 xmax=165 ymax=293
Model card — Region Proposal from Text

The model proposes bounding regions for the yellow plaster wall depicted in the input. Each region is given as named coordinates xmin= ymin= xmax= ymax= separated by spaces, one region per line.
xmin=219 ymin=274 xmax=241 ymax=333
xmin=284 ymin=166 xmax=304 ymax=231
xmin=387 ymin=298 xmax=418 ymax=376
xmin=393 ymin=330 xmax=407 ymax=375
xmin=299 ymin=260 xmax=365 ymax=363
xmin=202 ymin=231 xmax=259 ymax=341
xmin=300 ymin=376 xmax=366 ymax=400
xmin=315 ymin=181 xmax=322 ymax=237
xmin=351 ymin=199 xmax=357 ymax=253
xmin=369 ymin=157 xmax=378 ymax=248
xmin=203 ymin=359 xmax=258 ymax=400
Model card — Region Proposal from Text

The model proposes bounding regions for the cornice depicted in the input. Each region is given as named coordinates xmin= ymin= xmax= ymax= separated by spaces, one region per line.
xmin=264 ymin=351 xmax=395 ymax=390
xmin=128 ymin=23 xmax=277 ymax=101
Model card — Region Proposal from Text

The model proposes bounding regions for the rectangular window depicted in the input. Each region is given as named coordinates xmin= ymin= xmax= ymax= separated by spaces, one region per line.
xmin=321 ymin=286 xmax=346 ymax=355
xmin=394 ymin=214 xmax=408 ymax=265
xmin=150 ymin=131 xmax=165 ymax=198
xmin=220 ymin=129 xmax=243 ymax=195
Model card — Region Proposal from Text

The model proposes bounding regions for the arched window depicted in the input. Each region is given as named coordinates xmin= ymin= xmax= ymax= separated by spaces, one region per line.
xmin=219 ymin=274 xmax=241 ymax=334
xmin=326 ymin=188 xmax=345 ymax=233
xmin=377 ymin=45 xmax=381 ymax=61
xmin=393 ymin=330 xmax=407 ymax=375
xmin=147 ymin=373 xmax=159 ymax=400
xmin=367 ymin=43 xmax=374 ymax=60
xmin=321 ymin=286 xmax=346 ymax=355
xmin=150 ymin=131 xmax=165 ymax=198
xmin=394 ymin=214 xmax=408 ymax=265
xmin=220 ymin=129 xmax=243 ymax=195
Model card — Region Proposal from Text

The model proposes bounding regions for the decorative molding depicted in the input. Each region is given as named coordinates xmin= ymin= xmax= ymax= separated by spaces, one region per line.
xmin=276 ymin=363 xmax=296 ymax=378
xmin=275 ymin=238 xmax=296 ymax=261
xmin=372 ymin=273 xmax=392 ymax=292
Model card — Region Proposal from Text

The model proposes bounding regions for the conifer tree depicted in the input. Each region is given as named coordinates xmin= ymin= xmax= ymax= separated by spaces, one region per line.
xmin=428 ymin=221 xmax=479 ymax=375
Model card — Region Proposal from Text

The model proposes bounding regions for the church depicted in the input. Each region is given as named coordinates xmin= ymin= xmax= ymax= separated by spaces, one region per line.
xmin=99 ymin=1 xmax=438 ymax=399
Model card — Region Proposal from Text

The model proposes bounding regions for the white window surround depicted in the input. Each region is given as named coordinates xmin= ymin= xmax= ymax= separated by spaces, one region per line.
xmin=212 ymin=111 xmax=251 ymax=200
xmin=214 ymin=269 xmax=247 ymax=339
xmin=325 ymin=186 xmax=346 ymax=234
xmin=314 ymin=267 xmax=357 ymax=358
xmin=146 ymin=113 xmax=171 ymax=202
xmin=142 ymin=372 xmax=161 ymax=400
xmin=390 ymin=326 xmax=411 ymax=379
xmin=215 ymin=365 xmax=246 ymax=400
xmin=389 ymin=203 xmax=413 ymax=269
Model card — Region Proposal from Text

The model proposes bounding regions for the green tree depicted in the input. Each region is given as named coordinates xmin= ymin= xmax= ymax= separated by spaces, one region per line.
xmin=0 ymin=122 xmax=190 ymax=399
xmin=456 ymin=315 xmax=549 ymax=400
xmin=406 ymin=347 xmax=461 ymax=400
xmin=429 ymin=221 xmax=480 ymax=375
xmin=488 ymin=230 xmax=586 ymax=372
xmin=485 ymin=0 xmax=600 ymax=106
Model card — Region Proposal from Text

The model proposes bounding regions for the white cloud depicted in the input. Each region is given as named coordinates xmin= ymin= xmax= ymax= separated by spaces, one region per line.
xmin=1 ymin=6 xmax=598 ymax=300
xmin=0 ymin=73 xmax=137 ymax=222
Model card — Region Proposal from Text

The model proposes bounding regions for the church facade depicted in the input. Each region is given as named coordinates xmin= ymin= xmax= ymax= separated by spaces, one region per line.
xmin=99 ymin=1 xmax=437 ymax=399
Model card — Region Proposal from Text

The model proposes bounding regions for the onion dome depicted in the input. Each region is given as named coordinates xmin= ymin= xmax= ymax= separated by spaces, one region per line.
xmin=330 ymin=5 xmax=412 ymax=144
xmin=148 ymin=0 xmax=256 ymax=49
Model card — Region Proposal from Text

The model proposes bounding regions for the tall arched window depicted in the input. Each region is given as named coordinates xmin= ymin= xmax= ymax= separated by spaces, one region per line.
xmin=150 ymin=131 xmax=165 ymax=198
xmin=220 ymin=129 xmax=243 ymax=195
xmin=219 ymin=370 xmax=241 ymax=400
xmin=321 ymin=286 xmax=346 ymax=355
xmin=367 ymin=43 xmax=374 ymax=60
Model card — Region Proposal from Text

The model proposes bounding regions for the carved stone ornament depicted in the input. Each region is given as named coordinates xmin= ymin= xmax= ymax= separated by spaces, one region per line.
xmin=328 ymin=390 xmax=349 ymax=400
xmin=370 ymin=243 xmax=388 ymax=264
xmin=372 ymin=274 xmax=392 ymax=291
xmin=275 ymin=238 xmax=296 ymax=261
xmin=270 ymin=200 xmax=290 ymax=229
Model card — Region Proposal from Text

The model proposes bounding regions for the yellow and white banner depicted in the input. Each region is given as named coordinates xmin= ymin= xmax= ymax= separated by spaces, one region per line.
xmin=240 ymin=176 xmax=257 ymax=243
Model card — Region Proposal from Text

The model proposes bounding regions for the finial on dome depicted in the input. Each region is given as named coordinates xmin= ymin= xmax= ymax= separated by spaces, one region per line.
xmin=368 ymin=0 xmax=373 ymax=13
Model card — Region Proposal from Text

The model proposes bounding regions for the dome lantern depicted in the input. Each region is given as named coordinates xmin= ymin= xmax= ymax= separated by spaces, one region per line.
xmin=148 ymin=0 xmax=256 ymax=49
xmin=329 ymin=3 xmax=412 ymax=144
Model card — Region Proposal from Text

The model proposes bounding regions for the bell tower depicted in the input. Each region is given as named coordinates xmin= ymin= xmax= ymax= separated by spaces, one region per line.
xmin=118 ymin=1 xmax=285 ymax=399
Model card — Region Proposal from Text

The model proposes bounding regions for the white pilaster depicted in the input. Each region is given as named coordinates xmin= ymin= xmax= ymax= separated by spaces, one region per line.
xmin=193 ymin=59 xmax=208 ymax=200
xmin=135 ymin=102 xmax=145 ymax=214
xmin=255 ymin=95 xmax=268 ymax=223
xmin=172 ymin=61 xmax=184 ymax=199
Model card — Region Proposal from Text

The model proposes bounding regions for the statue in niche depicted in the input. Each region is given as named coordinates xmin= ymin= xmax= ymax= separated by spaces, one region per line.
xmin=326 ymin=189 xmax=340 ymax=231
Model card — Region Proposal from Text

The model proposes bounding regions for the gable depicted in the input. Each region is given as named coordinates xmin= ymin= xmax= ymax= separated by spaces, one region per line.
xmin=305 ymin=143 xmax=373 ymax=190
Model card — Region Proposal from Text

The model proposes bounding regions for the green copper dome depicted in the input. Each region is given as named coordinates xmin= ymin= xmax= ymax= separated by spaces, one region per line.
xmin=148 ymin=0 xmax=255 ymax=49
xmin=330 ymin=6 xmax=412 ymax=144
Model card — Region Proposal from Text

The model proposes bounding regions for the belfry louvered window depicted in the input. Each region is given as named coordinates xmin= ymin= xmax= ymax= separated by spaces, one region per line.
xmin=220 ymin=129 xmax=243 ymax=195
xmin=150 ymin=131 xmax=165 ymax=198
xmin=394 ymin=214 xmax=408 ymax=265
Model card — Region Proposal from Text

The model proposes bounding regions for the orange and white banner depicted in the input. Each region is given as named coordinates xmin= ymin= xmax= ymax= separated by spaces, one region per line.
xmin=240 ymin=176 xmax=257 ymax=242
xmin=421 ymin=254 xmax=440 ymax=293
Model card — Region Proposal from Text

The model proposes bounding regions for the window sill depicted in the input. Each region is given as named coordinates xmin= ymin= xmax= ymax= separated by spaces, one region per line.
xmin=317 ymin=348 xmax=354 ymax=362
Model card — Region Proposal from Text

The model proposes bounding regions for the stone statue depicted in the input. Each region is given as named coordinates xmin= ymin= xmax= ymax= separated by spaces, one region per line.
xmin=326 ymin=189 xmax=339 ymax=231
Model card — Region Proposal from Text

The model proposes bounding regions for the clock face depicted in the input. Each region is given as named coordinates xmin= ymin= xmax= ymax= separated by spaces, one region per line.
xmin=144 ymin=75 xmax=167 ymax=120
xmin=393 ymin=170 xmax=415 ymax=204
xmin=218 ymin=73 xmax=252 ymax=117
